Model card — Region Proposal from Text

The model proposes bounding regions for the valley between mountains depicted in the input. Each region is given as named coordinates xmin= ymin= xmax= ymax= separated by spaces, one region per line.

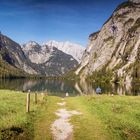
xmin=0 ymin=0 xmax=140 ymax=140
xmin=0 ymin=35 xmax=84 ymax=77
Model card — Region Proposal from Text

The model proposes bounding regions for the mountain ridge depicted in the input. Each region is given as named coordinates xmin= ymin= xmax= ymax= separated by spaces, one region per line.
xmin=45 ymin=40 xmax=85 ymax=62
xmin=0 ymin=34 xmax=79 ymax=77
xmin=75 ymin=0 xmax=140 ymax=85
xmin=22 ymin=41 xmax=78 ymax=76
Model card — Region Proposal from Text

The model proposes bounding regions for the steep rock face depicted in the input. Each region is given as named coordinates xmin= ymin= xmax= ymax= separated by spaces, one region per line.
xmin=23 ymin=41 xmax=47 ymax=64
xmin=23 ymin=41 xmax=78 ymax=76
xmin=129 ymin=0 xmax=140 ymax=3
xmin=76 ymin=0 xmax=140 ymax=84
xmin=0 ymin=34 xmax=79 ymax=77
xmin=0 ymin=33 xmax=37 ymax=75
xmin=45 ymin=40 xmax=85 ymax=62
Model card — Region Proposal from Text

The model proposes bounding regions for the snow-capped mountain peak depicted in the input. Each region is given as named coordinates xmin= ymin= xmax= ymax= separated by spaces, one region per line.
xmin=24 ymin=41 xmax=40 ymax=47
xmin=22 ymin=40 xmax=85 ymax=65
xmin=45 ymin=40 xmax=85 ymax=62
xmin=21 ymin=40 xmax=78 ymax=75
xmin=22 ymin=41 xmax=41 ymax=52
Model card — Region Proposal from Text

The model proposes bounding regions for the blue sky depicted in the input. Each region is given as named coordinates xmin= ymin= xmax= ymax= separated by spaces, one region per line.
xmin=0 ymin=0 xmax=126 ymax=47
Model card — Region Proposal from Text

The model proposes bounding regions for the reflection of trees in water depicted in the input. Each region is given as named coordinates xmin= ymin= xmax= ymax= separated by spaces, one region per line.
xmin=74 ymin=82 xmax=83 ymax=95
xmin=22 ymin=80 xmax=39 ymax=91
xmin=76 ymin=80 xmax=139 ymax=96
xmin=132 ymin=83 xmax=140 ymax=96
xmin=75 ymin=80 xmax=96 ymax=95
xmin=0 ymin=79 xmax=78 ymax=96
xmin=117 ymin=85 xmax=125 ymax=95
xmin=0 ymin=79 xmax=139 ymax=96
xmin=115 ymin=83 xmax=140 ymax=96
xmin=76 ymin=79 xmax=112 ymax=95
xmin=0 ymin=79 xmax=25 ymax=90
xmin=60 ymin=82 xmax=64 ymax=91
xmin=23 ymin=80 xmax=77 ymax=94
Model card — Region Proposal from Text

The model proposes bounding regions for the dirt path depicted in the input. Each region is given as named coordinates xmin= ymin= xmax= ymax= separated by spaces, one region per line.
xmin=51 ymin=99 xmax=81 ymax=140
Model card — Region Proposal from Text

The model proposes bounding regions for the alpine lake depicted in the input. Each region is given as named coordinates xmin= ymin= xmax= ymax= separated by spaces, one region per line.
xmin=0 ymin=79 xmax=139 ymax=96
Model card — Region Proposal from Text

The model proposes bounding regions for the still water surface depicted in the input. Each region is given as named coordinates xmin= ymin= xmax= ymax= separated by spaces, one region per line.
xmin=0 ymin=79 xmax=139 ymax=96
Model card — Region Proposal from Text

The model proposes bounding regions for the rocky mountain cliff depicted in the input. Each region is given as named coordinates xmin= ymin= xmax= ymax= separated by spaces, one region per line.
xmin=22 ymin=41 xmax=78 ymax=76
xmin=0 ymin=33 xmax=37 ymax=76
xmin=76 ymin=0 xmax=140 ymax=84
xmin=0 ymin=34 xmax=78 ymax=77
xmin=23 ymin=41 xmax=50 ymax=64
xmin=45 ymin=40 xmax=85 ymax=62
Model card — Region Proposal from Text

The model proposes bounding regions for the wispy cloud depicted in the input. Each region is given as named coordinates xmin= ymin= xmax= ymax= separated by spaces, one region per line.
xmin=0 ymin=9 xmax=40 ymax=17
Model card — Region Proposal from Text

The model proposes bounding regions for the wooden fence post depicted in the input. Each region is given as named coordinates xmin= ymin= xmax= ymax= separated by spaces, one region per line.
xmin=26 ymin=90 xmax=30 ymax=113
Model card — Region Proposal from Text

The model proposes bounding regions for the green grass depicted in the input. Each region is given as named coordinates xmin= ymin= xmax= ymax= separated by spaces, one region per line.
xmin=34 ymin=96 xmax=61 ymax=140
xmin=0 ymin=90 xmax=36 ymax=140
xmin=0 ymin=90 xmax=61 ymax=140
xmin=66 ymin=96 xmax=140 ymax=140
xmin=0 ymin=90 xmax=140 ymax=140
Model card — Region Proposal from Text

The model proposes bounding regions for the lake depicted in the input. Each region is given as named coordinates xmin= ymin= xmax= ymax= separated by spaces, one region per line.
xmin=0 ymin=79 xmax=139 ymax=96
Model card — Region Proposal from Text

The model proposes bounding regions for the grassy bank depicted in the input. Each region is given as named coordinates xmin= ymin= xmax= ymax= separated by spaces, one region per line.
xmin=66 ymin=96 xmax=140 ymax=140
xmin=0 ymin=90 xmax=140 ymax=140
xmin=0 ymin=90 xmax=61 ymax=140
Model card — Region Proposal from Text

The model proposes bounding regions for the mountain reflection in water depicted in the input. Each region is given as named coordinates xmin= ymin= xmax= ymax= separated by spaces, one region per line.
xmin=0 ymin=79 xmax=139 ymax=96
